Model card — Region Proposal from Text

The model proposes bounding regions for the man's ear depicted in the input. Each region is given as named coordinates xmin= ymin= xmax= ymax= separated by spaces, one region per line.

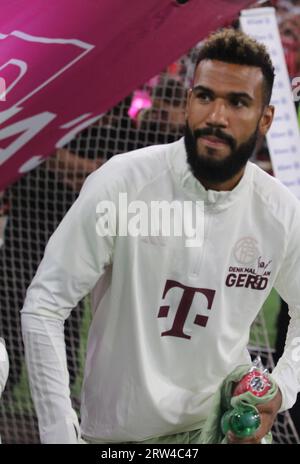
xmin=258 ymin=105 xmax=275 ymax=136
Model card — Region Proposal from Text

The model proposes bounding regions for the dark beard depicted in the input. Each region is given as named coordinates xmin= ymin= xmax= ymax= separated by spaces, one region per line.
xmin=184 ymin=123 xmax=258 ymax=184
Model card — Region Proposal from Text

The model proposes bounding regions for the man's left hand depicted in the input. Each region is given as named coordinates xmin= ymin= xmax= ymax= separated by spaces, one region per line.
xmin=227 ymin=388 xmax=282 ymax=444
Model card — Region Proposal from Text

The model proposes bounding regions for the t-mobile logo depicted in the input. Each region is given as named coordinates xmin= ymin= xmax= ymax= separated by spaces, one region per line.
xmin=158 ymin=280 xmax=215 ymax=339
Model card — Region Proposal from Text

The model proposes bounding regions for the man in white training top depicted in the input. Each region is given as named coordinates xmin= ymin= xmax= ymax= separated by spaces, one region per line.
xmin=21 ymin=29 xmax=300 ymax=444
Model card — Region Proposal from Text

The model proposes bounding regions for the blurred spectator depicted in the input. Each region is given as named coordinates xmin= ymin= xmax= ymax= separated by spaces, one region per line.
xmin=137 ymin=76 xmax=186 ymax=146
xmin=276 ymin=0 xmax=300 ymax=18
xmin=92 ymin=95 xmax=138 ymax=158
xmin=278 ymin=13 xmax=300 ymax=78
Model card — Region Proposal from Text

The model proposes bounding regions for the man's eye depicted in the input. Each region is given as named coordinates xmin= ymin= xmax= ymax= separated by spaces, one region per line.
xmin=230 ymin=98 xmax=247 ymax=108
xmin=196 ymin=93 xmax=212 ymax=102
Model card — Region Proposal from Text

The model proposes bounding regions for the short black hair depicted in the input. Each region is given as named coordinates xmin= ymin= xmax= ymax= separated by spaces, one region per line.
xmin=195 ymin=28 xmax=275 ymax=106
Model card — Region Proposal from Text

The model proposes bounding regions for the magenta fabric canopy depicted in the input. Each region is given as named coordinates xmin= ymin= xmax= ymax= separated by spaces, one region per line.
xmin=0 ymin=0 xmax=252 ymax=190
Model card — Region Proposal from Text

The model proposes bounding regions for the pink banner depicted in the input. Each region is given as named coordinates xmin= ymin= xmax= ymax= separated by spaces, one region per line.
xmin=0 ymin=0 xmax=251 ymax=191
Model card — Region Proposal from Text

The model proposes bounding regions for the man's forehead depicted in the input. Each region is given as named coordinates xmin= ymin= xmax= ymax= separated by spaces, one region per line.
xmin=194 ymin=59 xmax=264 ymax=97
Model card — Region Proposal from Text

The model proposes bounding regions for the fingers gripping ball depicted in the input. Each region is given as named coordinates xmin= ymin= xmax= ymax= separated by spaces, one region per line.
xmin=221 ymin=358 xmax=272 ymax=439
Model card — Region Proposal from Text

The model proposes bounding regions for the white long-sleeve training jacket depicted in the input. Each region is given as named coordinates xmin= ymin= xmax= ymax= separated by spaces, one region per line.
xmin=21 ymin=138 xmax=300 ymax=443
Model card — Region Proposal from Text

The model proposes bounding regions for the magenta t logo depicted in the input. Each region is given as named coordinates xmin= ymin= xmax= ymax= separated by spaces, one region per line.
xmin=158 ymin=280 xmax=215 ymax=339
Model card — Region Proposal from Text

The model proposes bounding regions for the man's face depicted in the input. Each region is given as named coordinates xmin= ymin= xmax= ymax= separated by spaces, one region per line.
xmin=185 ymin=59 xmax=274 ymax=183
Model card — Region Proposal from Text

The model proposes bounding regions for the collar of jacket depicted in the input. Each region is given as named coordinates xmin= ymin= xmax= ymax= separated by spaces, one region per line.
xmin=167 ymin=137 xmax=254 ymax=212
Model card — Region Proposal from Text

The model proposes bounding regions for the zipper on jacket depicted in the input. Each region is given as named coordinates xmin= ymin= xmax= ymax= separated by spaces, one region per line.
xmin=191 ymin=208 xmax=211 ymax=277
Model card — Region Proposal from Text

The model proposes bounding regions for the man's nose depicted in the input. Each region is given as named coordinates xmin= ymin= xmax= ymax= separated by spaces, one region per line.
xmin=205 ymin=99 xmax=228 ymax=129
